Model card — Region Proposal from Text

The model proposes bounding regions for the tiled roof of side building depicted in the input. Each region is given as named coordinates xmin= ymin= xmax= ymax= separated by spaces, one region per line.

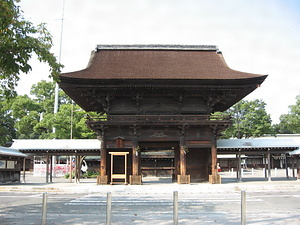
xmin=60 ymin=44 xmax=267 ymax=81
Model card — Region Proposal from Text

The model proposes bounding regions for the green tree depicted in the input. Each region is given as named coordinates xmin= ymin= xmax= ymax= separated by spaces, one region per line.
xmin=0 ymin=93 xmax=15 ymax=145
xmin=0 ymin=0 xmax=62 ymax=97
xmin=30 ymin=80 xmax=73 ymax=112
xmin=9 ymin=94 xmax=41 ymax=138
xmin=34 ymin=103 xmax=97 ymax=139
xmin=222 ymin=99 xmax=273 ymax=138
xmin=0 ymin=79 xmax=99 ymax=142
xmin=278 ymin=95 xmax=300 ymax=134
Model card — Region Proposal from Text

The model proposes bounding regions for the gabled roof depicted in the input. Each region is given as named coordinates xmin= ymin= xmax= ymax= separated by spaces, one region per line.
xmin=11 ymin=139 xmax=101 ymax=151
xmin=0 ymin=146 xmax=27 ymax=158
xmin=60 ymin=44 xmax=267 ymax=81
xmin=217 ymin=138 xmax=300 ymax=154
xmin=9 ymin=138 xmax=299 ymax=155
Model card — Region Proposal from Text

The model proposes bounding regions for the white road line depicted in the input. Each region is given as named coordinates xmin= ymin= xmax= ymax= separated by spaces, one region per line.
xmin=65 ymin=197 xmax=263 ymax=206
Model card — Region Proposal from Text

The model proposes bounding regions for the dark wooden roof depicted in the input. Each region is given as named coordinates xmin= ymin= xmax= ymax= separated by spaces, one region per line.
xmin=59 ymin=45 xmax=267 ymax=113
xmin=61 ymin=45 xmax=267 ymax=80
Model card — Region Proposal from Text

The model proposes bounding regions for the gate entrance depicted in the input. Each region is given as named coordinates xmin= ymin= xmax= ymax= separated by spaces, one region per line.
xmin=140 ymin=142 xmax=178 ymax=183
xmin=109 ymin=152 xmax=129 ymax=184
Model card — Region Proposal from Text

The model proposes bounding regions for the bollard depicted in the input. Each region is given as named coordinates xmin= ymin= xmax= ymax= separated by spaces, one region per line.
xmin=241 ymin=190 xmax=246 ymax=225
xmin=275 ymin=167 xmax=277 ymax=177
xmin=173 ymin=191 xmax=178 ymax=225
xmin=106 ymin=192 xmax=112 ymax=225
xmin=231 ymin=168 xmax=234 ymax=176
xmin=251 ymin=168 xmax=254 ymax=176
xmin=42 ymin=192 xmax=47 ymax=225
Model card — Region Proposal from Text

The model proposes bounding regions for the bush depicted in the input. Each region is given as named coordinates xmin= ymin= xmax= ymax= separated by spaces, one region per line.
xmin=64 ymin=172 xmax=75 ymax=179
xmin=82 ymin=171 xmax=100 ymax=178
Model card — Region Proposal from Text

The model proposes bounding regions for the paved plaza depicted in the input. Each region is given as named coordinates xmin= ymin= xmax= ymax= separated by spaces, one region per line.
xmin=0 ymin=169 xmax=299 ymax=224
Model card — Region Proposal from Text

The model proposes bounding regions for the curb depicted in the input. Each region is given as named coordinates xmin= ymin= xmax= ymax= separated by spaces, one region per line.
xmin=1 ymin=180 xmax=300 ymax=194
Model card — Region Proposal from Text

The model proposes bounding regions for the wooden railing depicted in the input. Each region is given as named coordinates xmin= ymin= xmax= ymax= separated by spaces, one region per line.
xmin=86 ymin=114 xmax=231 ymax=125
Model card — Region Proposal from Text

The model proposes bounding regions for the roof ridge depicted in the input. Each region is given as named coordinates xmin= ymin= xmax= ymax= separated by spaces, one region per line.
xmin=96 ymin=44 xmax=218 ymax=51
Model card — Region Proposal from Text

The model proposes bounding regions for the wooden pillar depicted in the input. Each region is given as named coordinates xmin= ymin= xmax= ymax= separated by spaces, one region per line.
xmin=69 ymin=156 xmax=73 ymax=183
xmin=46 ymin=152 xmax=49 ymax=183
xmin=209 ymin=137 xmax=221 ymax=184
xmin=264 ymin=154 xmax=267 ymax=179
xmin=285 ymin=154 xmax=289 ymax=179
xmin=236 ymin=150 xmax=242 ymax=182
xmin=292 ymin=155 xmax=295 ymax=178
xmin=4 ymin=159 xmax=7 ymax=183
xmin=130 ymin=140 xmax=142 ymax=185
xmin=179 ymin=145 xmax=186 ymax=176
xmin=76 ymin=155 xmax=81 ymax=183
xmin=132 ymin=143 xmax=139 ymax=176
xmin=236 ymin=153 xmax=239 ymax=179
xmin=97 ymin=139 xmax=108 ymax=184
xmin=174 ymin=146 xmax=180 ymax=182
xmin=178 ymin=136 xmax=190 ymax=184
xmin=267 ymin=149 xmax=272 ymax=181
xmin=211 ymin=142 xmax=217 ymax=177
xmin=100 ymin=142 xmax=107 ymax=176
xmin=22 ymin=158 xmax=26 ymax=183
xmin=50 ymin=155 xmax=53 ymax=183
xmin=74 ymin=153 xmax=78 ymax=183
xmin=296 ymin=155 xmax=300 ymax=179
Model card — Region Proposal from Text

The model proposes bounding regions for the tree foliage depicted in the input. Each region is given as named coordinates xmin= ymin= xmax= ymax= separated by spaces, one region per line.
xmin=277 ymin=95 xmax=300 ymax=134
xmin=0 ymin=0 xmax=63 ymax=96
xmin=0 ymin=81 xmax=97 ymax=145
xmin=222 ymin=99 xmax=273 ymax=139
xmin=0 ymin=93 xmax=15 ymax=145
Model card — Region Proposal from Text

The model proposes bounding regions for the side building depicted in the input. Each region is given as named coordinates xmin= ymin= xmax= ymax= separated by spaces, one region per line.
xmin=0 ymin=146 xmax=27 ymax=183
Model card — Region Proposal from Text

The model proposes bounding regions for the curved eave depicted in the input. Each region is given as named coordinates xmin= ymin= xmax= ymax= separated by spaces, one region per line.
xmin=59 ymin=75 xmax=267 ymax=87
xmin=59 ymin=76 xmax=267 ymax=113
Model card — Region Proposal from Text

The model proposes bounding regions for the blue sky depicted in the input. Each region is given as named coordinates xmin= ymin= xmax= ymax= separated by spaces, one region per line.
xmin=17 ymin=0 xmax=300 ymax=124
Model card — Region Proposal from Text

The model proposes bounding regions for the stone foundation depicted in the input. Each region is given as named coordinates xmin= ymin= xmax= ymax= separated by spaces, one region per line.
xmin=177 ymin=175 xmax=190 ymax=184
xmin=97 ymin=175 xmax=108 ymax=185
xmin=130 ymin=175 xmax=142 ymax=185
xmin=209 ymin=174 xmax=221 ymax=184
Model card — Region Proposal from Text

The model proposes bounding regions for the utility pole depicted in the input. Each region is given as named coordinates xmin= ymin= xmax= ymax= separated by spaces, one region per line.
xmin=53 ymin=0 xmax=66 ymax=133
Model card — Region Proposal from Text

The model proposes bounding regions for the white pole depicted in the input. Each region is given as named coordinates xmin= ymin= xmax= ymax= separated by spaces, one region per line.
xmin=275 ymin=167 xmax=277 ymax=177
xmin=53 ymin=0 xmax=65 ymax=134
xmin=173 ymin=191 xmax=178 ymax=225
xmin=241 ymin=190 xmax=246 ymax=225
xmin=42 ymin=192 xmax=47 ymax=225
xmin=106 ymin=192 xmax=112 ymax=225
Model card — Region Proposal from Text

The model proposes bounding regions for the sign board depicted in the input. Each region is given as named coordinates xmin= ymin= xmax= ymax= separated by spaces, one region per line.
xmin=34 ymin=164 xmax=69 ymax=177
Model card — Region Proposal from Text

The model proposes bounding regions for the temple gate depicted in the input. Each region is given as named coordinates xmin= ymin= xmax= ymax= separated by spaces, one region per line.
xmin=59 ymin=45 xmax=267 ymax=184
